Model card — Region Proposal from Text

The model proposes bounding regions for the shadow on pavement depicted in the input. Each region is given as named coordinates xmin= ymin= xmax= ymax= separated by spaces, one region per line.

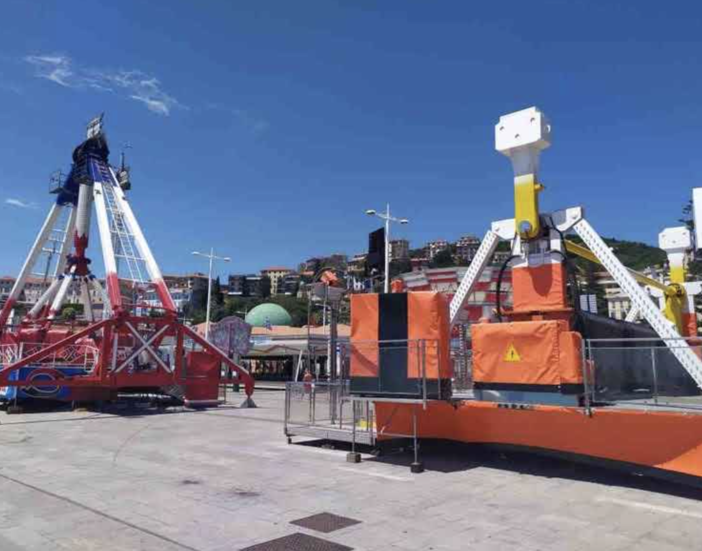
xmin=296 ymin=437 xmax=702 ymax=500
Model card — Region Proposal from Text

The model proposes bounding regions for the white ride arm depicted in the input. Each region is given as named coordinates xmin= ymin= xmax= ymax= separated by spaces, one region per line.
xmin=450 ymin=229 xmax=501 ymax=325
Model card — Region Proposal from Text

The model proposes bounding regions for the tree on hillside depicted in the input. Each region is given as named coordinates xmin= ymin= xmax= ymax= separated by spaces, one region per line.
xmin=269 ymin=295 xmax=310 ymax=327
xmin=389 ymin=259 xmax=412 ymax=278
xmin=429 ymin=249 xmax=454 ymax=268
xmin=212 ymin=277 xmax=224 ymax=306
xmin=567 ymin=235 xmax=665 ymax=272
xmin=224 ymin=297 xmax=260 ymax=319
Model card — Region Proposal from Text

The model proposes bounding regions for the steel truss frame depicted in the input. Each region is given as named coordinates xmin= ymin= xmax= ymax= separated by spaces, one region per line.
xmin=0 ymin=315 xmax=254 ymax=397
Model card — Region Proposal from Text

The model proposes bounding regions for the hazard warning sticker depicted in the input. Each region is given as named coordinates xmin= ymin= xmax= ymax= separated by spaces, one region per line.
xmin=504 ymin=343 xmax=521 ymax=362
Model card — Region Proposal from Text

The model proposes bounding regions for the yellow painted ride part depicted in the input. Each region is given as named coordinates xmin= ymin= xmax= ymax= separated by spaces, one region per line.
xmin=514 ymin=173 xmax=542 ymax=240
xmin=564 ymin=241 xmax=667 ymax=293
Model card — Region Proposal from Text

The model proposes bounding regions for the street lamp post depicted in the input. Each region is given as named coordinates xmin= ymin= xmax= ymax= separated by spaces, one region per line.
xmin=365 ymin=203 xmax=409 ymax=293
xmin=192 ymin=247 xmax=231 ymax=340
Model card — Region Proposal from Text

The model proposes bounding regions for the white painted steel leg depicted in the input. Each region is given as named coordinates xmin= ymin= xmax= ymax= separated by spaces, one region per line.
xmin=0 ymin=204 xmax=63 ymax=325
xmin=573 ymin=218 xmax=702 ymax=389
xmin=48 ymin=270 xmax=75 ymax=319
xmin=28 ymin=278 xmax=62 ymax=318
xmin=108 ymin=168 xmax=176 ymax=313
xmin=90 ymin=277 xmax=112 ymax=319
xmin=80 ymin=279 xmax=95 ymax=322
xmin=74 ymin=183 xmax=94 ymax=243
xmin=93 ymin=182 xmax=123 ymax=311
xmin=450 ymin=229 xmax=501 ymax=324
xmin=55 ymin=206 xmax=77 ymax=277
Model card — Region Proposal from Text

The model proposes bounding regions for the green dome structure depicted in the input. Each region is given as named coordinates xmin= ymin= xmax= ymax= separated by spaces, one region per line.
xmin=245 ymin=303 xmax=293 ymax=328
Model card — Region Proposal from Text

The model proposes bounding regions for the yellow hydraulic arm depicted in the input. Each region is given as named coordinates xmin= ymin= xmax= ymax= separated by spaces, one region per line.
xmin=564 ymin=240 xmax=667 ymax=293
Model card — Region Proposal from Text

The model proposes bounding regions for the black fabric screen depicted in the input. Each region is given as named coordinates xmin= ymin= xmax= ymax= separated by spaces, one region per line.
xmin=378 ymin=293 xmax=409 ymax=393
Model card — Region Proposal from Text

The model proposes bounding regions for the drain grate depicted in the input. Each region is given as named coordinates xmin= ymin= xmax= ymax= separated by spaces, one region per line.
xmin=290 ymin=512 xmax=362 ymax=534
xmin=241 ymin=533 xmax=353 ymax=551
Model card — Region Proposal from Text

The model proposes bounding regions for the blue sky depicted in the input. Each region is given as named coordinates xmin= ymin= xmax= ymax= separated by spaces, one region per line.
xmin=1 ymin=1 xmax=701 ymax=278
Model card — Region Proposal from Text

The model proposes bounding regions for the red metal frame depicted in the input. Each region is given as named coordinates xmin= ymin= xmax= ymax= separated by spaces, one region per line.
xmin=0 ymin=313 xmax=255 ymax=399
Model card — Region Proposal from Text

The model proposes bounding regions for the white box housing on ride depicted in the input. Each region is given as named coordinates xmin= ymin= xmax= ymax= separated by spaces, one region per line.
xmin=659 ymin=226 xmax=692 ymax=254
xmin=495 ymin=107 xmax=552 ymax=156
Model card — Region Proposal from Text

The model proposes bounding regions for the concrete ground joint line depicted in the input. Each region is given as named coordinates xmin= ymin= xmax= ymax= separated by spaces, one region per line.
xmin=112 ymin=420 xmax=159 ymax=466
xmin=595 ymin=496 xmax=702 ymax=519
xmin=0 ymin=471 xmax=204 ymax=551
xmin=199 ymin=411 xmax=281 ymax=425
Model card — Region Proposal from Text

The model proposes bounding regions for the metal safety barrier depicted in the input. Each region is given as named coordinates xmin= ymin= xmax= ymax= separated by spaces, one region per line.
xmin=284 ymin=381 xmax=376 ymax=445
xmin=584 ymin=337 xmax=702 ymax=409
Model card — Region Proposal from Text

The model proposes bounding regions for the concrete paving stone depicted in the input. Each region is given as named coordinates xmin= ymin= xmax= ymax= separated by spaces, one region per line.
xmin=2 ymin=391 xmax=702 ymax=550
xmin=0 ymin=533 xmax=27 ymax=551
xmin=620 ymin=540 xmax=691 ymax=551
xmin=642 ymin=514 xmax=702 ymax=548
xmin=0 ymin=525 xmax=59 ymax=550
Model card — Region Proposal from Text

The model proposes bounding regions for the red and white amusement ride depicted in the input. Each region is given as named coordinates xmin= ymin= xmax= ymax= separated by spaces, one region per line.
xmin=0 ymin=115 xmax=255 ymax=407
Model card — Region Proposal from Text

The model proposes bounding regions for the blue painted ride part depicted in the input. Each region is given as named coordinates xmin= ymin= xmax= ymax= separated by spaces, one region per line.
xmin=0 ymin=366 xmax=88 ymax=402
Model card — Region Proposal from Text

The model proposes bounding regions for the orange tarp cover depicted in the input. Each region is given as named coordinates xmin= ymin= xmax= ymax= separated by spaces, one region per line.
xmin=350 ymin=292 xmax=452 ymax=381
xmin=472 ymin=320 xmax=582 ymax=386
xmin=350 ymin=294 xmax=379 ymax=377
xmin=512 ymin=263 xmax=568 ymax=312
xmin=407 ymin=292 xmax=452 ymax=380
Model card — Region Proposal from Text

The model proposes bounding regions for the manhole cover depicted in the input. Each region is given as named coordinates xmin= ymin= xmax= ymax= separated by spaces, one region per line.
xmin=241 ymin=533 xmax=353 ymax=551
xmin=290 ymin=512 xmax=361 ymax=534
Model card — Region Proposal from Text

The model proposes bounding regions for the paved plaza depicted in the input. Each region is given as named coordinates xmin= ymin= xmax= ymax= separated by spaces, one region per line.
xmin=0 ymin=390 xmax=700 ymax=550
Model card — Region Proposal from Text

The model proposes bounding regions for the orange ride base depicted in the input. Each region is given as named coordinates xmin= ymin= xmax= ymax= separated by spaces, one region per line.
xmin=375 ymin=400 xmax=702 ymax=479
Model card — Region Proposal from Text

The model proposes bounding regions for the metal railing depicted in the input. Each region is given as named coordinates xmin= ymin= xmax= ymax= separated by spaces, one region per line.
xmin=451 ymin=348 xmax=473 ymax=394
xmin=584 ymin=337 xmax=702 ymax=409
xmin=285 ymin=381 xmax=375 ymax=444
xmin=346 ymin=338 xmax=451 ymax=403
xmin=0 ymin=342 xmax=100 ymax=371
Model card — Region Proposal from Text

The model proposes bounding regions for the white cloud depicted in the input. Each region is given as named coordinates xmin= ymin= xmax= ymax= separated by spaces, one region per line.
xmin=24 ymin=54 xmax=74 ymax=87
xmin=23 ymin=53 xmax=183 ymax=116
xmin=5 ymin=198 xmax=37 ymax=209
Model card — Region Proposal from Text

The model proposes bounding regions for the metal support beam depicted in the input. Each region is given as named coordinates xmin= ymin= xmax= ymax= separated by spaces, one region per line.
xmin=108 ymin=167 xmax=177 ymax=314
xmin=93 ymin=181 xmax=123 ymax=312
xmin=0 ymin=203 xmax=63 ymax=327
xmin=450 ymin=229 xmax=501 ymax=324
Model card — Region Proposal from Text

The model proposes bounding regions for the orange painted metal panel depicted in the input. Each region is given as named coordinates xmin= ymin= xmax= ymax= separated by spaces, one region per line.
xmin=375 ymin=400 xmax=702 ymax=478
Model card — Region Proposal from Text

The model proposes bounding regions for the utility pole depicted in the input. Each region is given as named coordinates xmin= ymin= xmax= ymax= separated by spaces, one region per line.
xmin=192 ymin=248 xmax=231 ymax=340
xmin=366 ymin=204 xmax=409 ymax=293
